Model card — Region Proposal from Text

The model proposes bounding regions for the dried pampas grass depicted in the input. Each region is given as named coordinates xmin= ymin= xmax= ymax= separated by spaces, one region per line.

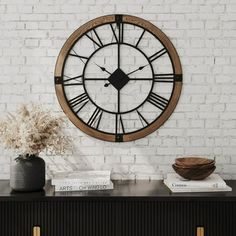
xmin=0 ymin=104 xmax=70 ymax=158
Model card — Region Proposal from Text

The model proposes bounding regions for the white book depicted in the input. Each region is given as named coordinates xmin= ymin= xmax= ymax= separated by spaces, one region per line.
xmin=51 ymin=179 xmax=111 ymax=186
xmin=54 ymin=181 xmax=114 ymax=192
xmin=165 ymin=173 xmax=226 ymax=189
xmin=51 ymin=170 xmax=111 ymax=185
xmin=164 ymin=180 xmax=232 ymax=193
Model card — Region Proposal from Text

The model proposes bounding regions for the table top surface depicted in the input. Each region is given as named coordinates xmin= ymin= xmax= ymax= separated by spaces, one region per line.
xmin=0 ymin=180 xmax=236 ymax=201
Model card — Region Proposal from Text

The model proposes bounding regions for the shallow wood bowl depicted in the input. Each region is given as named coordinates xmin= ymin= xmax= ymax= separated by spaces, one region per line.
xmin=174 ymin=161 xmax=215 ymax=169
xmin=175 ymin=157 xmax=215 ymax=167
xmin=172 ymin=164 xmax=216 ymax=180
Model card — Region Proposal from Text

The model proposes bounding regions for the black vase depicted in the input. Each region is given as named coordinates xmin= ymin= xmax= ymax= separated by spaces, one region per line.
xmin=10 ymin=155 xmax=45 ymax=192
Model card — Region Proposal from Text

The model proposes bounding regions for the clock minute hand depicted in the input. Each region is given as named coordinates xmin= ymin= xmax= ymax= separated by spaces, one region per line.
xmin=94 ymin=63 xmax=112 ymax=75
xmin=127 ymin=64 xmax=149 ymax=76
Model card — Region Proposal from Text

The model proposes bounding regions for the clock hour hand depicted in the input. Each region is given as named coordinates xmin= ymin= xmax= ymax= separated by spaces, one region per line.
xmin=127 ymin=64 xmax=149 ymax=76
xmin=94 ymin=63 xmax=111 ymax=75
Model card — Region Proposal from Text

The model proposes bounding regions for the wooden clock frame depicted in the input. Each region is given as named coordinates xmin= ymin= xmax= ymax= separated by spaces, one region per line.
xmin=54 ymin=14 xmax=182 ymax=142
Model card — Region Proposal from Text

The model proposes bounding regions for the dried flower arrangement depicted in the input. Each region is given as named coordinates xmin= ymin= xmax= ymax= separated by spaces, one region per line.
xmin=0 ymin=104 xmax=70 ymax=158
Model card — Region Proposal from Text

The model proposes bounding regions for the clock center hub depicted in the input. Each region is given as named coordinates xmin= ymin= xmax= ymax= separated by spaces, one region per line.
xmin=108 ymin=68 xmax=130 ymax=90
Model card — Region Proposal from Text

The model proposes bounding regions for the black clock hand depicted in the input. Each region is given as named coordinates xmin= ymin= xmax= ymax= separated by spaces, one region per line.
xmin=127 ymin=64 xmax=149 ymax=76
xmin=94 ymin=63 xmax=112 ymax=75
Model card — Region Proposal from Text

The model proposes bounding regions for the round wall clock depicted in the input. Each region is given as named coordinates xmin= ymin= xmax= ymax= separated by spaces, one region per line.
xmin=54 ymin=14 xmax=182 ymax=142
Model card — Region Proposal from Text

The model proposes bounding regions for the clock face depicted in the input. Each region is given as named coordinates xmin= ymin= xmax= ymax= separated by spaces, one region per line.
xmin=55 ymin=14 xmax=182 ymax=142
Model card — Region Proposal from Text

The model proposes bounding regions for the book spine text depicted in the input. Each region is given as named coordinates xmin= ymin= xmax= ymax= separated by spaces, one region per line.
xmin=55 ymin=184 xmax=113 ymax=192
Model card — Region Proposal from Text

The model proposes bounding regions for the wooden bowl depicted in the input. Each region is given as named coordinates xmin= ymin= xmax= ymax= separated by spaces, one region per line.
xmin=174 ymin=162 xmax=215 ymax=169
xmin=172 ymin=164 xmax=216 ymax=180
xmin=175 ymin=157 xmax=215 ymax=167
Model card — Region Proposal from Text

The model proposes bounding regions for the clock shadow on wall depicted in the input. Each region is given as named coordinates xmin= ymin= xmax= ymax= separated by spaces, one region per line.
xmin=54 ymin=14 xmax=183 ymax=142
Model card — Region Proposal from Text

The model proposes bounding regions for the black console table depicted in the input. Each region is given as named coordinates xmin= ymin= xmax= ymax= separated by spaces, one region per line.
xmin=0 ymin=180 xmax=236 ymax=236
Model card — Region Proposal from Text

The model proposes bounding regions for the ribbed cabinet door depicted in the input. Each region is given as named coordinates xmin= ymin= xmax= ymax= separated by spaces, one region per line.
xmin=0 ymin=201 xmax=117 ymax=236
xmin=115 ymin=201 xmax=236 ymax=236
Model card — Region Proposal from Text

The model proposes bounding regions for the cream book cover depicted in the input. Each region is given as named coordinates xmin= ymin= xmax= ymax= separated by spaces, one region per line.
xmin=165 ymin=173 xmax=227 ymax=189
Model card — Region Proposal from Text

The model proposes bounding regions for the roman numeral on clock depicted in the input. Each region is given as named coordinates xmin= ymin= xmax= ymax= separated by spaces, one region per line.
xmin=147 ymin=93 xmax=169 ymax=110
xmin=154 ymin=74 xmax=183 ymax=83
xmin=154 ymin=74 xmax=174 ymax=83
xmin=149 ymin=48 xmax=167 ymax=62
xmin=68 ymin=93 xmax=89 ymax=113
xmin=116 ymin=114 xmax=125 ymax=134
xmin=115 ymin=113 xmax=125 ymax=142
xmin=68 ymin=50 xmax=88 ymax=64
xmin=87 ymin=107 xmax=103 ymax=129
xmin=86 ymin=29 xmax=103 ymax=49
xmin=116 ymin=15 xmax=124 ymax=43
xmin=137 ymin=110 xmax=149 ymax=127
xmin=63 ymin=75 xmax=83 ymax=86
xmin=135 ymin=29 xmax=145 ymax=47
xmin=110 ymin=16 xmax=124 ymax=44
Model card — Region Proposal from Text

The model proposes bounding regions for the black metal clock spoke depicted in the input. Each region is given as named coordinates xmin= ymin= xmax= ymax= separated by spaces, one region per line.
xmin=64 ymin=83 xmax=83 ymax=86
xmin=118 ymin=41 xmax=120 ymax=69
xmin=84 ymin=78 xmax=108 ymax=81
xmin=127 ymin=64 xmax=149 ymax=76
xmin=128 ymin=78 xmax=152 ymax=81
xmin=117 ymin=90 xmax=120 ymax=113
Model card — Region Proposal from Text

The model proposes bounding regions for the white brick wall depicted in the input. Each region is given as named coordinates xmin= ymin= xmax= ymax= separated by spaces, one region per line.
xmin=0 ymin=0 xmax=236 ymax=180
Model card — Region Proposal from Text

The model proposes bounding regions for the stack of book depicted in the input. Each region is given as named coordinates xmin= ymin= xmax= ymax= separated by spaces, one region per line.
xmin=164 ymin=173 xmax=232 ymax=193
xmin=51 ymin=170 xmax=113 ymax=192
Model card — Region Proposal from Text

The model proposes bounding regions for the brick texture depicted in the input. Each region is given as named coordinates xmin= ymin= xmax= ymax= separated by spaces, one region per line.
xmin=0 ymin=0 xmax=236 ymax=180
